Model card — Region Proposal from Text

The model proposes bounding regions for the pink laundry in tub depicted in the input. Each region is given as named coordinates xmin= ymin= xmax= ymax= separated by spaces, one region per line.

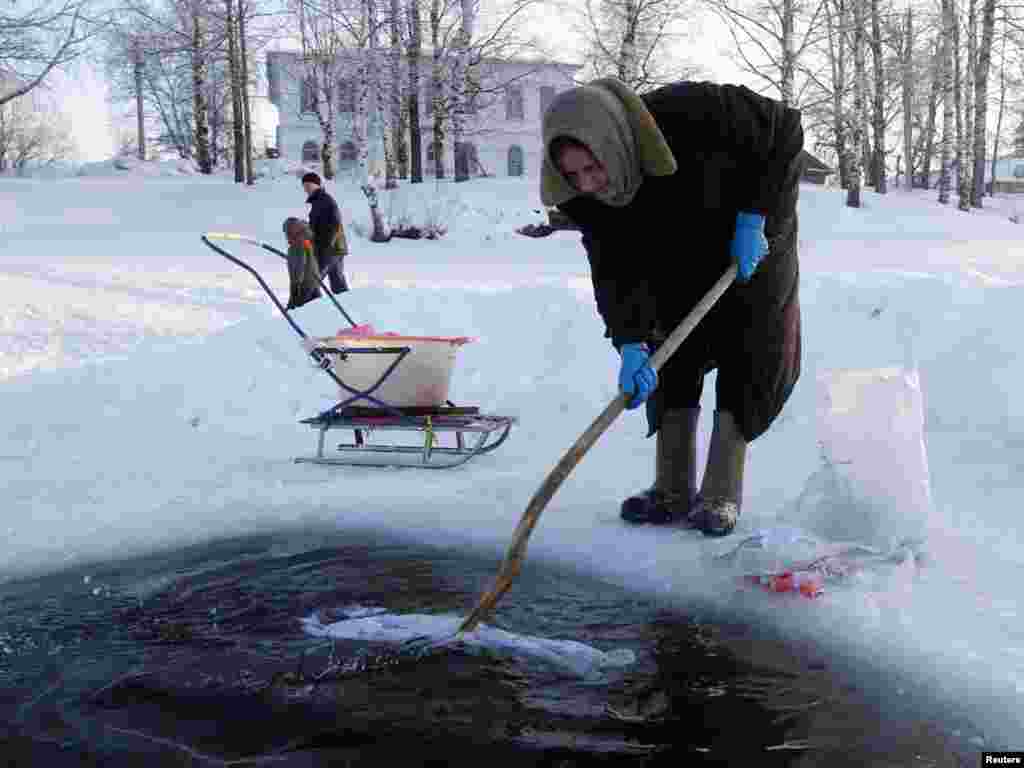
xmin=337 ymin=324 xmax=379 ymax=336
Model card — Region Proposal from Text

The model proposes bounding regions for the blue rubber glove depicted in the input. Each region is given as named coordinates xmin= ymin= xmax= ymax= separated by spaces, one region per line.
xmin=618 ymin=342 xmax=657 ymax=410
xmin=731 ymin=212 xmax=769 ymax=282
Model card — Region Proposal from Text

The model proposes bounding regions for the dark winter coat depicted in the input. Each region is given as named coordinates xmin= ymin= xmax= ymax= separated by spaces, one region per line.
xmin=306 ymin=187 xmax=349 ymax=293
xmin=286 ymin=239 xmax=323 ymax=309
xmin=556 ymin=81 xmax=805 ymax=443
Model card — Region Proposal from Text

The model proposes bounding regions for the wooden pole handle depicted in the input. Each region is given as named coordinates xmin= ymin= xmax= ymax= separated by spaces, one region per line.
xmin=457 ymin=265 xmax=738 ymax=633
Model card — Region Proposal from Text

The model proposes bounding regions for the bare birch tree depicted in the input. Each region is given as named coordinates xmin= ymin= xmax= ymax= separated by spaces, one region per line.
xmin=131 ymin=38 xmax=149 ymax=158
xmin=579 ymin=0 xmax=700 ymax=90
xmin=822 ymin=0 xmax=849 ymax=188
xmin=846 ymin=0 xmax=864 ymax=207
xmin=429 ymin=0 xmax=445 ymax=178
xmin=102 ymin=18 xmax=159 ymax=160
xmin=902 ymin=6 xmax=913 ymax=189
xmin=952 ymin=0 xmax=963 ymax=191
xmin=0 ymin=91 xmax=75 ymax=172
xmin=708 ymin=0 xmax=828 ymax=105
xmin=143 ymin=51 xmax=196 ymax=156
xmin=920 ymin=34 xmax=942 ymax=188
xmin=190 ymin=0 xmax=213 ymax=173
xmin=868 ymin=0 xmax=885 ymax=192
xmin=989 ymin=10 xmax=1008 ymax=194
xmin=208 ymin=58 xmax=230 ymax=166
xmin=391 ymin=0 xmax=407 ymax=179
xmin=238 ymin=0 xmax=254 ymax=184
xmin=970 ymin=0 xmax=997 ymax=205
xmin=369 ymin=0 xmax=397 ymax=189
xmin=294 ymin=0 xmax=346 ymax=178
xmin=112 ymin=0 xmax=221 ymax=168
xmin=224 ymin=0 xmax=245 ymax=181
xmin=938 ymin=0 xmax=954 ymax=203
xmin=419 ymin=0 xmax=568 ymax=181
xmin=957 ymin=0 xmax=975 ymax=211
xmin=406 ymin=0 xmax=424 ymax=182
xmin=451 ymin=0 xmax=474 ymax=181
xmin=0 ymin=0 xmax=94 ymax=107
xmin=356 ymin=0 xmax=389 ymax=238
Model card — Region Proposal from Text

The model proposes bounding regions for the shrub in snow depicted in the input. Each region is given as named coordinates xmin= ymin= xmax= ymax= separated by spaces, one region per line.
xmin=516 ymin=208 xmax=579 ymax=238
xmin=345 ymin=180 xmax=458 ymax=242
xmin=391 ymin=225 xmax=424 ymax=240
xmin=517 ymin=223 xmax=556 ymax=238
xmin=253 ymin=158 xmax=292 ymax=180
xmin=420 ymin=184 xmax=459 ymax=240
xmin=388 ymin=203 xmax=422 ymax=239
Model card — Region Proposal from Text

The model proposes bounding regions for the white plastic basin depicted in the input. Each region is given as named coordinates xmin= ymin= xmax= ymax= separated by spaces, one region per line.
xmin=318 ymin=333 xmax=474 ymax=408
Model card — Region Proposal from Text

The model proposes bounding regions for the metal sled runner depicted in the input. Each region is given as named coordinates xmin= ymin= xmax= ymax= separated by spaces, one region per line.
xmin=201 ymin=231 xmax=515 ymax=469
xmin=299 ymin=406 xmax=513 ymax=469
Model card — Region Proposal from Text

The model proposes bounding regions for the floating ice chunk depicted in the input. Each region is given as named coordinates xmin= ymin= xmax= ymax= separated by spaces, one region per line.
xmin=337 ymin=605 xmax=389 ymax=619
xmin=715 ymin=525 xmax=828 ymax=574
xmin=300 ymin=611 xmax=636 ymax=679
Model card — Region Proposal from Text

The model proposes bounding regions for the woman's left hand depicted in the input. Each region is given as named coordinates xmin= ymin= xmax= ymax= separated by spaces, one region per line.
xmin=731 ymin=212 xmax=769 ymax=282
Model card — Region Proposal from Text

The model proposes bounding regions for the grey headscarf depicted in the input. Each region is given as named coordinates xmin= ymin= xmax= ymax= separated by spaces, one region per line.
xmin=540 ymin=77 xmax=678 ymax=208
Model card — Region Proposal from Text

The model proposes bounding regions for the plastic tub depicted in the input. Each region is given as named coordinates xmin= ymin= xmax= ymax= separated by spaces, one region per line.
xmin=318 ymin=333 xmax=474 ymax=407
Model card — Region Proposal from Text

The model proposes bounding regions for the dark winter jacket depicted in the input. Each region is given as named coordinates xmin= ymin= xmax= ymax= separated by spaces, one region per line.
xmin=557 ymin=81 xmax=805 ymax=442
xmin=286 ymin=239 xmax=323 ymax=309
xmin=306 ymin=187 xmax=349 ymax=286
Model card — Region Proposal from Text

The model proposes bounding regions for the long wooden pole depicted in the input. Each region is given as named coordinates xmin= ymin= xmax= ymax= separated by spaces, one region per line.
xmin=458 ymin=264 xmax=738 ymax=633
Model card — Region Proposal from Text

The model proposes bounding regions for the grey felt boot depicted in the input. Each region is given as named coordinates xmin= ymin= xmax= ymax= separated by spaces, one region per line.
xmin=691 ymin=410 xmax=747 ymax=537
xmin=620 ymin=408 xmax=699 ymax=525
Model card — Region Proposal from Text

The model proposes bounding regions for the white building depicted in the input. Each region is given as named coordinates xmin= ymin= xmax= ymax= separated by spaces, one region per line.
xmin=986 ymin=157 xmax=1024 ymax=194
xmin=266 ymin=51 xmax=580 ymax=179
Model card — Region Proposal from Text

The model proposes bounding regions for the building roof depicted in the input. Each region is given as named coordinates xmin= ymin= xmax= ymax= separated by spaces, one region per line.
xmin=266 ymin=49 xmax=581 ymax=71
xmin=802 ymin=150 xmax=832 ymax=173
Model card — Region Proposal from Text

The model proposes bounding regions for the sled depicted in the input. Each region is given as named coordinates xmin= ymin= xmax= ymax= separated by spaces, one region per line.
xmin=200 ymin=231 xmax=515 ymax=469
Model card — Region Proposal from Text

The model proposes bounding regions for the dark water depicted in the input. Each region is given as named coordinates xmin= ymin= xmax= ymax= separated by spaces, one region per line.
xmin=0 ymin=527 xmax=988 ymax=766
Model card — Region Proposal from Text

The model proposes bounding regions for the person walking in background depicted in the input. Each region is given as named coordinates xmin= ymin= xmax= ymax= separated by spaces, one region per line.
xmin=301 ymin=172 xmax=349 ymax=294
xmin=540 ymin=77 xmax=804 ymax=537
xmin=281 ymin=217 xmax=322 ymax=310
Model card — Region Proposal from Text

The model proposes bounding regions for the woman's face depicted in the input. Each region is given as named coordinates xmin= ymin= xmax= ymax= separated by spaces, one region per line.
xmin=556 ymin=144 xmax=609 ymax=196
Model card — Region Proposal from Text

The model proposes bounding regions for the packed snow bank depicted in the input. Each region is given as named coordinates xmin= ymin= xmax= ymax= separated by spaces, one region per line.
xmin=77 ymin=156 xmax=199 ymax=178
xmin=792 ymin=366 xmax=934 ymax=548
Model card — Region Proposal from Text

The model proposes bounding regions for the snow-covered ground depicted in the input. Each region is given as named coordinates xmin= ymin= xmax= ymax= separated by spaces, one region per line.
xmin=2 ymin=163 xmax=1023 ymax=743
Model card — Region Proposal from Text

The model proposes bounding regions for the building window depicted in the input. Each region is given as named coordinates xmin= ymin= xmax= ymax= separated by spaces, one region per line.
xmin=539 ymin=85 xmax=556 ymax=117
xmin=505 ymin=85 xmax=524 ymax=121
xmin=425 ymin=140 xmax=437 ymax=175
xmin=455 ymin=142 xmax=478 ymax=177
xmin=338 ymin=78 xmax=356 ymax=114
xmin=1013 ymin=164 xmax=1024 ymax=179
xmin=301 ymin=78 xmax=316 ymax=113
xmin=338 ymin=141 xmax=358 ymax=170
xmin=302 ymin=141 xmax=319 ymax=163
xmin=507 ymin=145 xmax=524 ymax=177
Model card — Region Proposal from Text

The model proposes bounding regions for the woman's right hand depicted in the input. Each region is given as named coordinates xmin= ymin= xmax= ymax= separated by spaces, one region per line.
xmin=618 ymin=343 xmax=657 ymax=410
